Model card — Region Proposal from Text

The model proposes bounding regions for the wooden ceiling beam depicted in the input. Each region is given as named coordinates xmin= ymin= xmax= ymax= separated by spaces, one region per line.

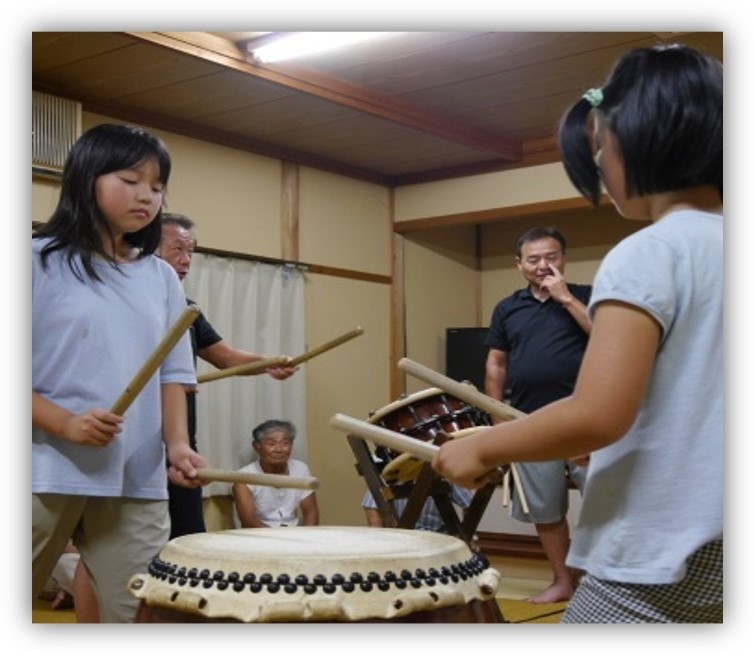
xmin=125 ymin=31 xmax=523 ymax=163
xmin=393 ymin=195 xmax=614 ymax=234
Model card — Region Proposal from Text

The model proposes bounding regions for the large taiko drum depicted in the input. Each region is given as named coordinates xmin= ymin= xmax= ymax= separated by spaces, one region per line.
xmin=130 ymin=527 xmax=503 ymax=623
xmin=368 ymin=388 xmax=491 ymax=485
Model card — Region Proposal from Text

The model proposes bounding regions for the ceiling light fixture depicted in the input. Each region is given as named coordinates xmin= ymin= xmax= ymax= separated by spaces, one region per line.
xmin=249 ymin=32 xmax=395 ymax=64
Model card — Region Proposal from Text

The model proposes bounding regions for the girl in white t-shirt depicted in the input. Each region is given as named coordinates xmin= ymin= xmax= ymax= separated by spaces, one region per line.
xmin=32 ymin=123 xmax=207 ymax=622
xmin=433 ymin=44 xmax=722 ymax=623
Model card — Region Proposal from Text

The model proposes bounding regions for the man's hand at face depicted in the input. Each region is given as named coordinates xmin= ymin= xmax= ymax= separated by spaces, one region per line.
xmin=539 ymin=264 xmax=572 ymax=305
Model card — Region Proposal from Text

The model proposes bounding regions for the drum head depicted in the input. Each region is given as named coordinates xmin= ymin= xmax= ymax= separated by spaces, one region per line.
xmin=129 ymin=527 xmax=499 ymax=622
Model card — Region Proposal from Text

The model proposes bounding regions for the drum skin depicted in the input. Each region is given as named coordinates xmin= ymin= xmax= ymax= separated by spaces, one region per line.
xmin=130 ymin=527 xmax=502 ymax=623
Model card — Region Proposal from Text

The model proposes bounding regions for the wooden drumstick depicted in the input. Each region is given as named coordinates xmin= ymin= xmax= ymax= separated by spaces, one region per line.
xmin=509 ymin=461 xmax=530 ymax=514
xmin=289 ymin=327 xmax=364 ymax=366
xmin=197 ymin=327 xmax=363 ymax=383
xmin=195 ymin=468 xmax=319 ymax=490
xmin=398 ymin=358 xmax=531 ymax=513
xmin=502 ymin=468 xmax=511 ymax=506
xmin=197 ymin=356 xmax=290 ymax=384
xmin=331 ymin=413 xmax=439 ymax=461
xmin=398 ymin=358 xmax=526 ymax=421
xmin=110 ymin=305 xmax=201 ymax=416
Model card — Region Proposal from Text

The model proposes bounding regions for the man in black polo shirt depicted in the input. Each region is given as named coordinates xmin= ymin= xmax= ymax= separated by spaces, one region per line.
xmin=485 ymin=226 xmax=591 ymax=604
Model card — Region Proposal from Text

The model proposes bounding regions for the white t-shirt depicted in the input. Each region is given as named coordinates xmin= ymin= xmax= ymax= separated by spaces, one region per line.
xmin=32 ymin=238 xmax=196 ymax=499
xmin=235 ymin=459 xmax=314 ymax=527
xmin=567 ymin=210 xmax=723 ymax=583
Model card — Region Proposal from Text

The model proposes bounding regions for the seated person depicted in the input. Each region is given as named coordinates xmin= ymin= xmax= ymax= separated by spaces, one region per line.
xmin=232 ymin=419 xmax=319 ymax=527
xmin=361 ymin=484 xmax=473 ymax=533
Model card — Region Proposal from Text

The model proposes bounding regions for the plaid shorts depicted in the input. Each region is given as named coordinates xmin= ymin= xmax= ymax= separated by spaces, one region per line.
xmin=562 ymin=539 xmax=723 ymax=623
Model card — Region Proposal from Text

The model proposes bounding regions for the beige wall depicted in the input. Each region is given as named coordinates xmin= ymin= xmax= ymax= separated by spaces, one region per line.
xmin=394 ymin=162 xmax=578 ymax=221
xmin=402 ymin=225 xmax=479 ymax=394
xmin=304 ymin=274 xmax=391 ymax=525
xmin=32 ymin=176 xmax=60 ymax=223
xmin=287 ymin=167 xmax=392 ymax=525
xmin=159 ymin=133 xmax=282 ymax=259
xmin=300 ymin=168 xmax=391 ymax=274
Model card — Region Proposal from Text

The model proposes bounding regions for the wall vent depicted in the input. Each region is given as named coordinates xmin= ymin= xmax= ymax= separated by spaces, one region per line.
xmin=32 ymin=91 xmax=82 ymax=175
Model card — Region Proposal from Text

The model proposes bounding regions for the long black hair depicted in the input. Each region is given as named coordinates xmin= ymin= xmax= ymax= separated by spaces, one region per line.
xmin=558 ymin=44 xmax=722 ymax=206
xmin=34 ymin=123 xmax=172 ymax=281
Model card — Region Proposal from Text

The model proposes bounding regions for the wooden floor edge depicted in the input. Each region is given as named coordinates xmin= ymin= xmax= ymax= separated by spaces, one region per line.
xmin=476 ymin=531 xmax=546 ymax=559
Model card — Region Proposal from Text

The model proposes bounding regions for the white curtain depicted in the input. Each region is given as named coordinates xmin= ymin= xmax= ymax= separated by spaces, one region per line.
xmin=183 ymin=252 xmax=307 ymax=496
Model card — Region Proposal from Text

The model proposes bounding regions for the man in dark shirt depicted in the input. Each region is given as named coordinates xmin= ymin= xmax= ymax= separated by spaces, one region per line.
xmin=158 ymin=213 xmax=298 ymax=538
xmin=485 ymin=226 xmax=591 ymax=604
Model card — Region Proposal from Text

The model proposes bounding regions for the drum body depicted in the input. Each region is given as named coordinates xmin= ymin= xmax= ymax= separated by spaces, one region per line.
xmin=130 ymin=527 xmax=502 ymax=623
xmin=368 ymin=388 xmax=491 ymax=483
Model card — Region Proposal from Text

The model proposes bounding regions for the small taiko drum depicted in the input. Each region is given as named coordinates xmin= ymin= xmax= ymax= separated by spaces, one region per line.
xmin=368 ymin=388 xmax=491 ymax=484
xmin=130 ymin=527 xmax=503 ymax=623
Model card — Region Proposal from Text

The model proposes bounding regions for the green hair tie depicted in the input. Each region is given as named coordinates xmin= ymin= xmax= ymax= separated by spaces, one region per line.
xmin=583 ymin=88 xmax=603 ymax=108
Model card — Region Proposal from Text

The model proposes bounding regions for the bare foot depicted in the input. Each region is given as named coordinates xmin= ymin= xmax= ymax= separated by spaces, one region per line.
xmin=527 ymin=581 xmax=573 ymax=604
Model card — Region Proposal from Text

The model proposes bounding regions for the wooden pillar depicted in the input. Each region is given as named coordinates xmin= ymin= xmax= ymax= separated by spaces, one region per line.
xmin=281 ymin=161 xmax=299 ymax=261
xmin=389 ymin=187 xmax=406 ymax=400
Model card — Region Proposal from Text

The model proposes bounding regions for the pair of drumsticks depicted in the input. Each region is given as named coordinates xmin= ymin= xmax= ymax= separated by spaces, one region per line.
xmin=109 ymin=306 xmax=525 ymax=502
xmin=108 ymin=305 xmax=363 ymax=491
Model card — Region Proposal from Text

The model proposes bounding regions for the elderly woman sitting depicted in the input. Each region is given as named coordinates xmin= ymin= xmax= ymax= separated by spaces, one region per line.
xmin=232 ymin=419 xmax=319 ymax=528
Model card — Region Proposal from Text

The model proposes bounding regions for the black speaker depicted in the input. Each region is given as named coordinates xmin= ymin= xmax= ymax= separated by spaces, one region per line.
xmin=445 ymin=327 xmax=490 ymax=393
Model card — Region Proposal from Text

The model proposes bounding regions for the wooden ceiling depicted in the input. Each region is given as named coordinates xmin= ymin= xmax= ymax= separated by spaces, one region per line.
xmin=32 ymin=31 xmax=723 ymax=187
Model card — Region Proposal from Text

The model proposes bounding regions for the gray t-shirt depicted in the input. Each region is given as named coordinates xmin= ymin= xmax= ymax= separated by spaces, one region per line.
xmin=567 ymin=210 xmax=723 ymax=584
xmin=32 ymin=238 xmax=195 ymax=499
